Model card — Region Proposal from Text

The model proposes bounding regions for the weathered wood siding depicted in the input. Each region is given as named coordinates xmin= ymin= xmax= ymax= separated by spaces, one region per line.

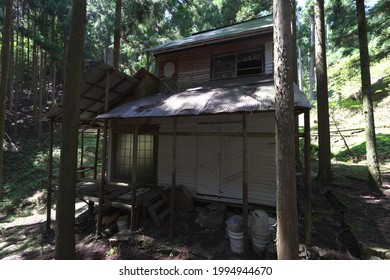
xmin=265 ymin=41 xmax=273 ymax=74
xmin=156 ymin=35 xmax=274 ymax=91
xmin=157 ymin=113 xmax=276 ymax=206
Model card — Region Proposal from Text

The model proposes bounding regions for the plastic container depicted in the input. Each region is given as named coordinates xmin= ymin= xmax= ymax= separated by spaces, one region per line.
xmin=228 ymin=224 xmax=244 ymax=254
xmin=251 ymin=234 xmax=270 ymax=255
xmin=116 ymin=215 xmax=129 ymax=231
xmin=252 ymin=210 xmax=270 ymax=236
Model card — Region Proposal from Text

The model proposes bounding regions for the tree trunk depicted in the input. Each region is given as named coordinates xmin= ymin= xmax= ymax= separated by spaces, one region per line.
xmin=32 ymin=43 xmax=39 ymax=134
xmin=309 ymin=16 xmax=315 ymax=101
xmin=356 ymin=0 xmax=382 ymax=190
xmin=0 ymin=0 xmax=13 ymax=199
xmin=291 ymin=0 xmax=301 ymax=169
xmin=315 ymin=0 xmax=332 ymax=183
xmin=113 ymin=0 xmax=122 ymax=69
xmin=273 ymin=0 xmax=299 ymax=260
xmin=55 ymin=0 xmax=87 ymax=260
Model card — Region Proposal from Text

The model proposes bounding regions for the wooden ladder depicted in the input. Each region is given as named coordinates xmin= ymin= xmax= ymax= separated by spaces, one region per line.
xmin=143 ymin=189 xmax=170 ymax=226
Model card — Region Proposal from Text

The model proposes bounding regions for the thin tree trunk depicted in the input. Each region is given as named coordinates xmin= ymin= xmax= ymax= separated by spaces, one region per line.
xmin=0 ymin=0 xmax=13 ymax=199
xmin=273 ymin=0 xmax=299 ymax=260
xmin=113 ymin=0 xmax=122 ymax=69
xmin=315 ymin=0 xmax=332 ymax=183
xmin=356 ymin=0 xmax=382 ymax=190
xmin=32 ymin=43 xmax=39 ymax=134
xmin=55 ymin=0 xmax=87 ymax=260
xmin=38 ymin=49 xmax=44 ymax=140
xmin=309 ymin=16 xmax=315 ymax=101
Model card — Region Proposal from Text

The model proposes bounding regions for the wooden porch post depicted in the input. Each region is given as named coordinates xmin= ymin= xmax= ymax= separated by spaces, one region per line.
xmin=169 ymin=117 xmax=177 ymax=241
xmin=304 ymin=110 xmax=312 ymax=245
xmin=131 ymin=119 xmax=139 ymax=231
xmin=97 ymin=70 xmax=110 ymax=236
xmin=80 ymin=131 xmax=84 ymax=168
xmin=93 ymin=129 xmax=100 ymax=180
xmin=46 ymin=118 xmax=54 ymax=231
xmin=242 ymin=112 xmax=249 ymax=256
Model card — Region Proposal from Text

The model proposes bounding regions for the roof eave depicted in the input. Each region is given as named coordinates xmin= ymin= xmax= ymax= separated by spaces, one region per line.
xmin=150 ymin=26 xmax=273 ymax=55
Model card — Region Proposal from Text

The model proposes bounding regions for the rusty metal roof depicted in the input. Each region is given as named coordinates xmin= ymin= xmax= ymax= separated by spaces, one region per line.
xmin=97 ymin=79 xmax=312 ymax=120
xmin=149 ymin=15 xmax=273 ymax=54
xmin=42 ymin=62 xmax=140 ymax=124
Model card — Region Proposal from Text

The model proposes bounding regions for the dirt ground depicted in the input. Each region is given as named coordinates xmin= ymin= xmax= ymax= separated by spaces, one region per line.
xmin=1 ymin=169 xmax=389 ymax=260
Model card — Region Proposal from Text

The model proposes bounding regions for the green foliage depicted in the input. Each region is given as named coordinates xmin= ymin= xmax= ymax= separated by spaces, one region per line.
xmin=0 ymin=137 xmax=61 ymax=223
xmin=368 ymin=0 xmax=390 ymax=61
xmin=326 ymin=0 xmax=358 ymax=56
xmin=334 ymin=134 xmax=390 ymax=162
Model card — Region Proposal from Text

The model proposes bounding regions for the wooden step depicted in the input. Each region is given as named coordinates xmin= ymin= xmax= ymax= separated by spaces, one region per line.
xmin=157 ymin=208 xmax=170 ymax=221
xmin=143 ymin=189 xmax=170 ymax=226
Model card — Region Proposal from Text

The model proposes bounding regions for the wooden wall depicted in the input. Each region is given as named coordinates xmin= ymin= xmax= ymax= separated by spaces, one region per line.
xmin=156 ymin=34 xmax=274 ymax=91
xmin=156 ymin=113 xmax=276 ymax=207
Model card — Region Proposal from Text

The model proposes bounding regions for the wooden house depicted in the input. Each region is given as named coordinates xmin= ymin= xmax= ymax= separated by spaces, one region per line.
xmin=44 ymin=15 xmax=312 ymax=241
xmin=97 ymin=14 xmax=312 ymax=207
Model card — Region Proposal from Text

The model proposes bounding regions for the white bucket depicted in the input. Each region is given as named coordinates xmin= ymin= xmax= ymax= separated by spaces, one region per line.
xmin=251 ymin=234 xmax=270 ymax=255
xmin=116 ymin=215 xmax=129 ymax=231
xmin=252 ymin=210 xmax=269 ymax=236
xmin=228 ymin=224 xmax=244 ymax=254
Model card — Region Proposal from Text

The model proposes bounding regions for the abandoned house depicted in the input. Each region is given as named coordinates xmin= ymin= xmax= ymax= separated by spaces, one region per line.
xmin=43 ymin=14 xmax=312 ymax=248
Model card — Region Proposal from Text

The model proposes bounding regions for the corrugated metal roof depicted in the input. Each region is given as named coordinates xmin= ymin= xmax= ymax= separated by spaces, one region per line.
xmin=97 ymin=80 xmax=312 ymax=120
xmin=42 ymin=62 xmax=140 ymax=124
xmin=149 ymin=15 xmax=273 ymax=54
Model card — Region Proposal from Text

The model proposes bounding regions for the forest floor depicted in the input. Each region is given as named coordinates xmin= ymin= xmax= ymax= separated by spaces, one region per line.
xmin=0 ymin=162 xmax=389 ymax=260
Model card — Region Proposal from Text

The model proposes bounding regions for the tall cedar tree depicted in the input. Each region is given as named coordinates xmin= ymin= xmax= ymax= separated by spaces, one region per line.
xmin=55 ymin=0 xmax=87 ymax=259
xmin=273 ymin=0 xmax=299 ymax=259
xmin=356 ymin=0 xmax=382 ymax=190
xmin=113 ymin=0 xmax=122 ymax=69
xmin=0 ymin=0 xmax=13 ymax=198
xmin=315 ymin=0 xmax=332 ymax=183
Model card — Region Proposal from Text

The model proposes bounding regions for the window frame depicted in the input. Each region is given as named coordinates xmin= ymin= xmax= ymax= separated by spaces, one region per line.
xmin=110 ymin=126 xmax=158 ymax=186
xmin=211 ymin=48 xmax=265 ymax=80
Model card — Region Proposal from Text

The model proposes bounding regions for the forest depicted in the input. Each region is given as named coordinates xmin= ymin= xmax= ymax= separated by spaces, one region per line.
xmin=0 ymin=0 xmax=389 ymax=261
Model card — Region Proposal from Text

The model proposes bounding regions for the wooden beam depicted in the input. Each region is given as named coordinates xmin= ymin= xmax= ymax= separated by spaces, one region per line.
xmin=80 ymin=131 xmax=84 ymax=168
xmin=158 ymin=131 xmax=275 ymax=137
xmin=131 ymin=119 xmax=139 ymax=231
xmin=97 ymin=70 xmax=110 ymax=236
xmin=46 ymin=119 xmax=54 ymax=231
xmin=169 ymin=117 xmax=177 ymax=241
xmin=93 ymin=129 xmax=100 ymax=180
xmin=242 ymin=112 xmax=249 ymax=257
xmin=304 ymin=110 xmax=312 ymax=245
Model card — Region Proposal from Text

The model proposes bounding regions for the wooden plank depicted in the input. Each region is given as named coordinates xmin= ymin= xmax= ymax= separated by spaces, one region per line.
xmin=169 ymin=117 xmax=177 ymax=240
xmin=97 ymin=70 xmax=110 ymax=236
xmin=131 ymin=120 xmax=139 ymax=231
xmin=242 ymin=112 xmax=249 ymax=257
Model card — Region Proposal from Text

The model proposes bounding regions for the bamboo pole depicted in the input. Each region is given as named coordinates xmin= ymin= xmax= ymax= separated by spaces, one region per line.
xmin=46 ymin=119 xmax=54 ymax=231
xmin=242 ymin=112 xmax=249 ymax=257
xmin=97 ymin=70 xmax=110 ymax=236
xmin=131 ymin=119 xmax=139 ymax=231
xmin=169 ymin=117 xmax=177 ymax=241
xmin=304 ymin=110 xmax=312 ymax=245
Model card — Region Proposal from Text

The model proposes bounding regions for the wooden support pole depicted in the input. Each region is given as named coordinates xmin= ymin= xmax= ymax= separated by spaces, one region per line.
xmin=131 ymin=119 xmax=139 ymax=231
xmin=242 ymin=112 xmax=249 ymax=257
xmin=169 ymin=117 xmax=177 ymax=241
xmin=93 ymin=129 xmax=100 ymax=180
xmin=97 ymin=70 xmax=110 ymax=236
xmin=80 ymin=130 xmax=84 ymax=168
xmin=304 ymin=110 xmax=312 ymax=245
xmin=46 ymin=119 xmax=54 ymax=231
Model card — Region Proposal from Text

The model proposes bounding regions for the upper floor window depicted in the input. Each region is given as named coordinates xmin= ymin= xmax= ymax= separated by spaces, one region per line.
xmin=212 ymin=49 xmax=264 ymax=79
